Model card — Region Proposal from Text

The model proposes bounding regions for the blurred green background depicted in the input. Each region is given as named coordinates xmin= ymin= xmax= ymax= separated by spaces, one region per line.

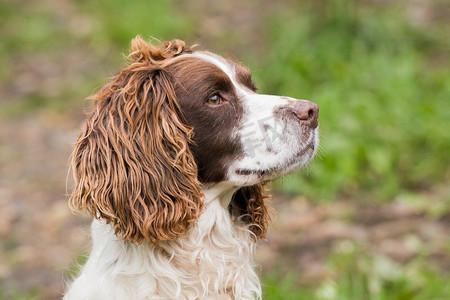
xmin=1 ymin=0 xmax=449 ymax=299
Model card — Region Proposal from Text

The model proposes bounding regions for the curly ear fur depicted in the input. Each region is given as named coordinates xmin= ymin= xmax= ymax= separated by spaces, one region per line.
xmin=230 ymin=184 xmax=274 ymax=240
xmin=69 ymin=37 xmax=204 ymax=245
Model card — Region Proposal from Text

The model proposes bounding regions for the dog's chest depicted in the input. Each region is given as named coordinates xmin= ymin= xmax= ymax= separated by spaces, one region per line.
xmin=152 ymin=200 xmax=261 ymax=298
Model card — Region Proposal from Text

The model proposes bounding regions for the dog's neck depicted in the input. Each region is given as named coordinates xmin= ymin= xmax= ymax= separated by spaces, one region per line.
xmin=202 ymin=182 xmax=239 ymax=208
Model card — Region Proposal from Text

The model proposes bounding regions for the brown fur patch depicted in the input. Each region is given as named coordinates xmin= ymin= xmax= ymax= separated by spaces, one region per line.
xmin=70 ymin=37 xmax=273 ymax=243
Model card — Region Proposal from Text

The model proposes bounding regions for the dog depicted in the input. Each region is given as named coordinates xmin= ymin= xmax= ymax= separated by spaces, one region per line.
xmin=64 ymin=37 xmax=319 ymax=299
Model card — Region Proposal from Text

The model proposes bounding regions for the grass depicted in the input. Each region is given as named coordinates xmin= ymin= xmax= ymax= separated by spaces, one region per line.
xmin=0 ymin=285 xmax=37 ymax=300
xmin=264 ymin=242 xmax=450 ymax=300
xmin=1 ymin=0 xmax=450 ymax=299
xmin=3 ymin=0 xmax=448 ymax=200
xmin=248 ymin=0 xmax=450 ymax=200
xmin=0 ymin=0 xmax=196 ymax=118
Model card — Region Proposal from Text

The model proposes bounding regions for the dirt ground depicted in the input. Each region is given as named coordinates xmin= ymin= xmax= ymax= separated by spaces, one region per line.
xmin=1 ymin=111 xmax=449 ymax=299
xmin=1 ymin=0 xmax=449 ymax=299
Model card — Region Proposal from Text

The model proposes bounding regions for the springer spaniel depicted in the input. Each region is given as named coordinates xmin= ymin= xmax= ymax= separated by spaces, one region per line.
xmin=65 ymin=37 xmax=319 ymax=299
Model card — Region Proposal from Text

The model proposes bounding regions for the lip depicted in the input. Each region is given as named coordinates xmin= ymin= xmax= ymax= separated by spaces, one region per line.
xmin=235 ymin=140 xmax=316 ymax=177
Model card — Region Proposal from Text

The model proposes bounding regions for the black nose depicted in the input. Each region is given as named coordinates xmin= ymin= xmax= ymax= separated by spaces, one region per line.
xmin=292 ymin=100 xmax=319 ymax=128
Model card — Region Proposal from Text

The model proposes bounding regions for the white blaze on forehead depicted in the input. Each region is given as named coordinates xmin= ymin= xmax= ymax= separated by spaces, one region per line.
xmin=191 ymin=52 xmax=251 ymax=96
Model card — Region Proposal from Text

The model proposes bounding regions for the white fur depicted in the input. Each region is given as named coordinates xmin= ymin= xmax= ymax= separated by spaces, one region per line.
xmin=65 ymin=52 xmax=319 ymax=299
xmin=192 ymin=53 xmax=319 ymax=185
xmin=65 ymin=184 xmax=260 ymax=300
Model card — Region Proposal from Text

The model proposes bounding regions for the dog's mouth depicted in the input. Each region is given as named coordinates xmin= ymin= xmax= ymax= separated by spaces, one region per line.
xmin=235 ymin=140 xmax=316 ymax=178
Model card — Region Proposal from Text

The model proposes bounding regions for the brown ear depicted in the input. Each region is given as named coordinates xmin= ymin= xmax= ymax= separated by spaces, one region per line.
xmin=229 ymin=184 xmax=273 ymax=240
xmin=69 ymin=38 xmax=203 ymax=245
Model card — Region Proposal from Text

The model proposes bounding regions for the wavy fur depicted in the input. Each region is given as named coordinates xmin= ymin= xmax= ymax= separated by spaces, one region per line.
xmin=69 ymin=38 xmax=204 ymax=245
xmin=66 ymin=37 xmax=318 ymax=299
xmin=65 ymin=186 xmax=262 ymax=299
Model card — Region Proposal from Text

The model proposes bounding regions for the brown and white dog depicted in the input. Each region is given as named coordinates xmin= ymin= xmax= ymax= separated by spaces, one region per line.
xmin=65 ymin=37 xmax=319 ymax=299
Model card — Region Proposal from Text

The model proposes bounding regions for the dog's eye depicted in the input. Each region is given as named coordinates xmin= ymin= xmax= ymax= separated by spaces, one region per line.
xmin=207 ymin=94 xmax=223 ymax=105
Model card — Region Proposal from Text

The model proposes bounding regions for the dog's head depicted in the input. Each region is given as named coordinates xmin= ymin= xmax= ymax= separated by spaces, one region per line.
xmin=70 ymin=37 xmax=319 ymax=244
